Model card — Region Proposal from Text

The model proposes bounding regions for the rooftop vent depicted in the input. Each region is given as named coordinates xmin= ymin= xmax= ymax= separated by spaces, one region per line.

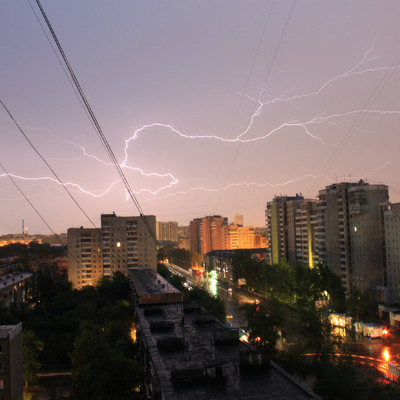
xmin=157 ymin=336 xmax=185 ymax=351
xmin=150 ymin=321 xmax=174 ymax=333
xmin=195 ymin=313 xmax=214 ymax=324
xmin=144 ymin=307 xmax=164 ymax=317
xmin=171 ymin=367 xmax=206 ymax=386
xmin=183 ymin=301 xmax=201 ymax=312
xmin=239 ymin=350 xmax=270 ymax=372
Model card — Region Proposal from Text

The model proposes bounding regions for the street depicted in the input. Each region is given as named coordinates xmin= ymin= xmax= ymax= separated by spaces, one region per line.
xmin=166 ymin=263 xmax=400 ymax=381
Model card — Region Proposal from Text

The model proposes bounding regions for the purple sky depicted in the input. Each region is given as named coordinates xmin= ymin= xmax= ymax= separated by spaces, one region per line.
xmin=1 ymin=1 xmax=400 ymax=235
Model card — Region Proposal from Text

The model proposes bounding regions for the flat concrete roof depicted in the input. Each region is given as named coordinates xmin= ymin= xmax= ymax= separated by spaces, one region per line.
xmin=136 ymin=301 xmax=318 ymax=399
xmin=0 ymin=323 xmax=22 ymax=340
xmin=0 ymin=272 xmax=33 ymax=291
xmin=129 ymin=269 xmax=183 ymax=305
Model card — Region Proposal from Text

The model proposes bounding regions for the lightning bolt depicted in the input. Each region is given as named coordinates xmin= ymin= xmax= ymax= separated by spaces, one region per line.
xmin=141 ymin=174 xmax=335 ymax=202
xmin=3 ymin=47 xmax=399 ymax=204
xmin=0 ymin=173 xmax=120 ymax=198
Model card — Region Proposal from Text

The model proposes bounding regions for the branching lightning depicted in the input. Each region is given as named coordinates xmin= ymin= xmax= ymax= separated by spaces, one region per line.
xmin=0 ymin=173 xmax=120 ymax=198
xmin=3 ymin=48 xmax=400 ymax=204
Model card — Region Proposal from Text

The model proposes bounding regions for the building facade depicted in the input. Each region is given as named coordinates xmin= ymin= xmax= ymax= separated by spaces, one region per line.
xmin=190 ymin=216 xmax=264 ymax=255
xmin=0 ymin=272 xmax=33 ymax=311
xmin=223 ymin=225 xmax=267 ymax=250
xmin=0 ymin=323 xmax=23 ymax=400
xmin=265 ymin=181 xmax=389 ymax=301
xmin=384 ymin=203 xmax=400 ymax=303
xmin=316 ymin=181 xmax=388 ymax=294
xmin=156 ymin=221 xmax=179 ymax=243
xmin=68 ymin=213 xmax=157 ymax=289
xmin=265 ymin=194 xmax=305 ymax=265
xmin=200 ymin=216 xmax=227 ymax=255
xmin=189 ymin=218 xmax=202 ymax=255
xmin=295 ymin=201 xmax=317 ymax=268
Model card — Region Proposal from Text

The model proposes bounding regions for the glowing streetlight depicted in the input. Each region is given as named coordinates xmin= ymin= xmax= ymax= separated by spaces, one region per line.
xmin=382 ymin=347 xmax=390 ymax=362
xmin=382 ymin=328 xmax=389 ymax=344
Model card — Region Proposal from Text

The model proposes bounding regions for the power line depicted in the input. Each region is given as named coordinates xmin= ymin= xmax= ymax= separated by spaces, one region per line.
xmin=262 ymin=0 xmax=296 ymax=85
xmin=307 ymin=50 xmax=400 ymax=197
xmin=0 ymin=99 xmax=97 ymax=228
xmin=216 ymin=1 xmax=294 ymax=212
xmin=215 ymin=1 xmax=276 ymax=210
xmin=26 ymin=0 xmax=97 ymax=134
xmin=31 ymin=0 xmax=159 ymax=246
xmin=0 ymin=162 xmax=62 ymax=242
xmin=1 ymin=99 xmax=132 ymax=267
xmin=0 ymin=163 xmax=85 ymax=266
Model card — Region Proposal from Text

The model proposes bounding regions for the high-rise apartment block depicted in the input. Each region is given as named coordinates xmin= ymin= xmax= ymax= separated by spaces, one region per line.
xmin=68 ymin=213 xmax=157 ymax=289
xmin=189 ymin=218 xmax=202 ymax=255
xmin=234 ymin=214 xmax=244 ymax=226
xmin=295 ymin=201 xmax=317 ymax=268
xmin=384 ymin=203 xmax=400 ymax=303
xmin=156 ymin=221 xmax=179 ymax=243
xmin=265 ymin=194 xmax=306 ymax=266
xmin=266 ymin=181 xmax=389 ymax=299
xmin=189 ymin=216 xmax=266 ymax=255
xmin=200 ymin=216 xmax=228 ymax=255
xmin=316 ymin=182 xmax=388 ymax=293
xmin=224 ymin=225 xmax=267 ymax=250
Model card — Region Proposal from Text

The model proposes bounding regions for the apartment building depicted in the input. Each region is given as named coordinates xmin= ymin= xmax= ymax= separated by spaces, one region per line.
xmin=265 ymin=194 xmax=305 ymax=265
xmin=0 ymin=323 xmax=23 ymax=400
xmin=189 ymin=218 xmax=202 ymax=255
xmin=384 ymin=203 xmax=400 ymax=303
xmin=68 ymin=213 xmax=157 ymax=289
xmin=316 ymin=181 xmax=388 ymax=294
xmin=265 ymin=181 xmax=389 ymax=301
xmin=295 ymin=201 xmax=317 ymax=268
xmin=67 ymin=228 xmax=102 ymax=288
xmin=156 ymin=221 xmax=179 ymax=243
xmin=224 ymin=225 xmax=267 ymax=250
xmin=189 ymin=216 xmax=265 ymax=255
xmin=347 ymin=184 xmax=388 ymax=295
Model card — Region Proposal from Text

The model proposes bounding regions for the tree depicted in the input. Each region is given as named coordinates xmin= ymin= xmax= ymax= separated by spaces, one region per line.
xmin=71 ymin=322 xmax=141 ymax=399
xmin=23 ymin=330 xmax=44 ymax=386
xmin=232 ymin=250 xmax=254 ymax=283
xmin=184 ymin=287 xmax=226 ymax=322
xmin=347 ymin=288 xmax=373 ymax=322
xmin=242 ymin=299 xmax=284 ymax=354
xmin=300 ymin=306 xmax=342 ymax=359
xmin=97 ymin=272 xmax=131 ymax=302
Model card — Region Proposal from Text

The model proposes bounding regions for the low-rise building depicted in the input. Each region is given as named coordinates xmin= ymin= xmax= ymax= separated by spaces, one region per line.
xmin=130 ymin=269 xmax=318 ymax=399
xmin=0 ymin=272 xmax=33 ymax=311
xmin=0 ymin=323 xmax=23 ymax=400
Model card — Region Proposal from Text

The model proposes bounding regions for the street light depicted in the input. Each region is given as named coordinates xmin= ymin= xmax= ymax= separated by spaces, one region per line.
xmin=382 ymin=328 xmax=389 ymax=344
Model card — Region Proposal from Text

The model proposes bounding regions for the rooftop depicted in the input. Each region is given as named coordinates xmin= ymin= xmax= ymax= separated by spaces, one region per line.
xmin=129 ymin=269 xmax=183 ymax=305
xmin=0 ymin=323 xmax=22 ymax=340
xmin=136 ymin=300 xmax=318 ymax=399
xmin=0 ymin=271 xmax=33 ymax=290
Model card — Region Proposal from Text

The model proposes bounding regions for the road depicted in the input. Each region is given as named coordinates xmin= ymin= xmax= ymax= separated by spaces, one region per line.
xmin=166 ymin=263 xmax=400 ymax=381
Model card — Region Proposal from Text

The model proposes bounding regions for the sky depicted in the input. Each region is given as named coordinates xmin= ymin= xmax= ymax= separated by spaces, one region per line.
xmin=1 ymin=1 xmax=400 ymax=235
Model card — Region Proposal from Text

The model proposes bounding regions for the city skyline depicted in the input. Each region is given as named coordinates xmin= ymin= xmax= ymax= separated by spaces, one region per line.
xmin=2 ymin=1 xmax=400 ymax=235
